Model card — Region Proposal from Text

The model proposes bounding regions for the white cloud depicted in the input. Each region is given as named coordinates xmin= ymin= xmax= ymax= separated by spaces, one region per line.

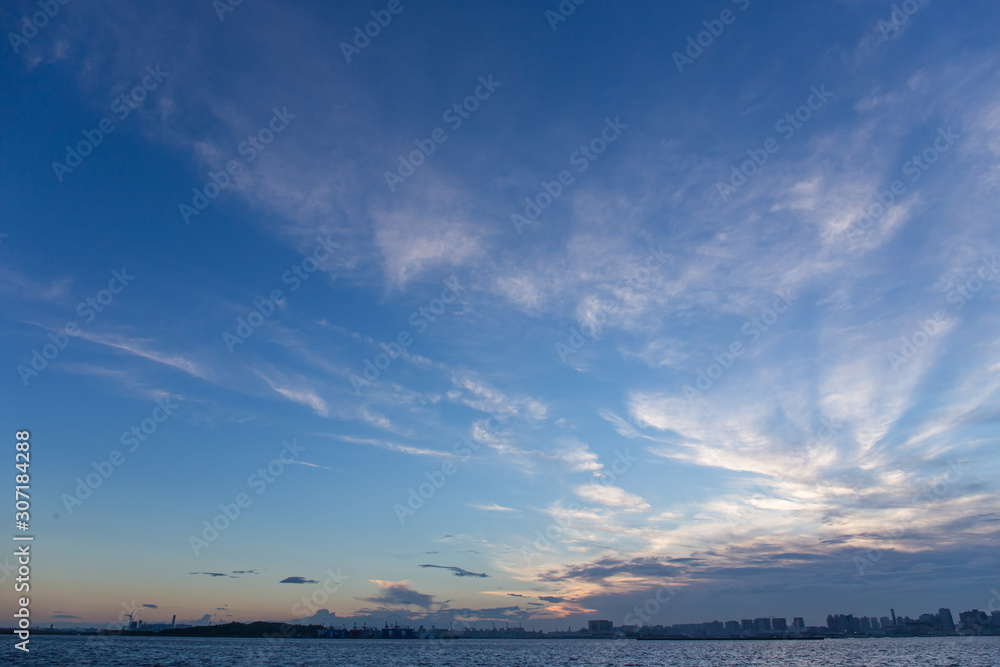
xmin=556 ymin=438 xmax=602 ymax=473
xmin=449 ymin=371 xmax=547 ymax=422
xmin=371 ymin=181 xmax=487 ymax=288
xmin=254 ymin=369 xmax=328 ymax=417
xmin=320 ymin=434 xmax=456 ymax=458
xmin=573 ymin=484 xmax=650 ymax=513
xmin=469 ymin=503 xmax=517 ymax=512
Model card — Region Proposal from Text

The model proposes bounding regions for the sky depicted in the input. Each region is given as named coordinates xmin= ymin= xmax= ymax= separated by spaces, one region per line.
xmin=2 ymin=0 xmax=1000 ymax=632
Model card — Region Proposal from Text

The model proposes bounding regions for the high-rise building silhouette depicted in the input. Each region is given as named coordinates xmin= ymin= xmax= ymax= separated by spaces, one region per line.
xmin=937 ymin=608 xmax=955 ymax=632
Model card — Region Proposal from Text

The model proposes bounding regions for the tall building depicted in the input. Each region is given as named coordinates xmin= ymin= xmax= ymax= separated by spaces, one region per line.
xmin=724 ymin=621 xmax=740 ymax=635
xmin=754 ymin=618 xmax=771 ymax=633
xmin=792 ymin=617 xmax=805 ymax=631
xmin=771 ymin=618 xmax=787 ymax=632
xmin=827 ymin=614 xmax=855 ymax=634
xmin=588 ymin=620 xmax=613 ymax=635
xmin=959 ymin=610 xmax=989 ymax=633
xmin=741 ymin=619 xmax=753 ymax=632
xmin=937 ymin=608 xmax=955 ymax=633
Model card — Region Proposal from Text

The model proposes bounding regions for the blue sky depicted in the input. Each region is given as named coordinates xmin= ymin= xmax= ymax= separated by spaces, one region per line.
xmin=2 ymin=0 xmax=1000 ymax=630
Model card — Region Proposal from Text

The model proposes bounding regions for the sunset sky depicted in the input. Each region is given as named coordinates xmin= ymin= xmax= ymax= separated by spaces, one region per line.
xmin=2 ymin=0 xmax=1000 ymax=630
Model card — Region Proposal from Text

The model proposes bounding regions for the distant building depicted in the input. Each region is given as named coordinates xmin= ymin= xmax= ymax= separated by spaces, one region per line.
xmin=771 ymin=618 xmax=787 ymax=632
xmin=792 ymin=618 xmax=805 ymax=631
xmin=588 ymin=620 xmax=613 ymax=636
xmin=754 ymin=618 xmax=771 ymax=633
xmin=740 ymin=619 xmax=753 ymax=632
xmin=827 ymin=613 xmax=857 ymax=634
xmin=937 ymin=608 xmax=955 ymax=633
xmin=724 ymin=620 xmax=740 ymax=635
xmin=959 ymin=610 xmax=990 ymax=633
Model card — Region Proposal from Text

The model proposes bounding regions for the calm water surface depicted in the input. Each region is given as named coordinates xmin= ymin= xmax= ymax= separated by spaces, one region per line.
xmin=6 ymin=635 xmax=999 ymax=666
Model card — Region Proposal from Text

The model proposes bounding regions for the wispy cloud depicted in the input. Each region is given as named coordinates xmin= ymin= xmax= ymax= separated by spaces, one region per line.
xmin=254 ymin=369 xmax=329 ymax=417
xmin=319 ymin=434 xmax=456 ymax=458
xmin=419 ymin=564 xmax=489 ymax=578
xmin=72 ymin=331 xmax=210 ymax=380
xmin=448 ymin=371 xmax=548 ymax=422
xmin=573 ymin=484 xmax=651 ymax=513
xmin=469 ymin=503 xmax=517 ymax=512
